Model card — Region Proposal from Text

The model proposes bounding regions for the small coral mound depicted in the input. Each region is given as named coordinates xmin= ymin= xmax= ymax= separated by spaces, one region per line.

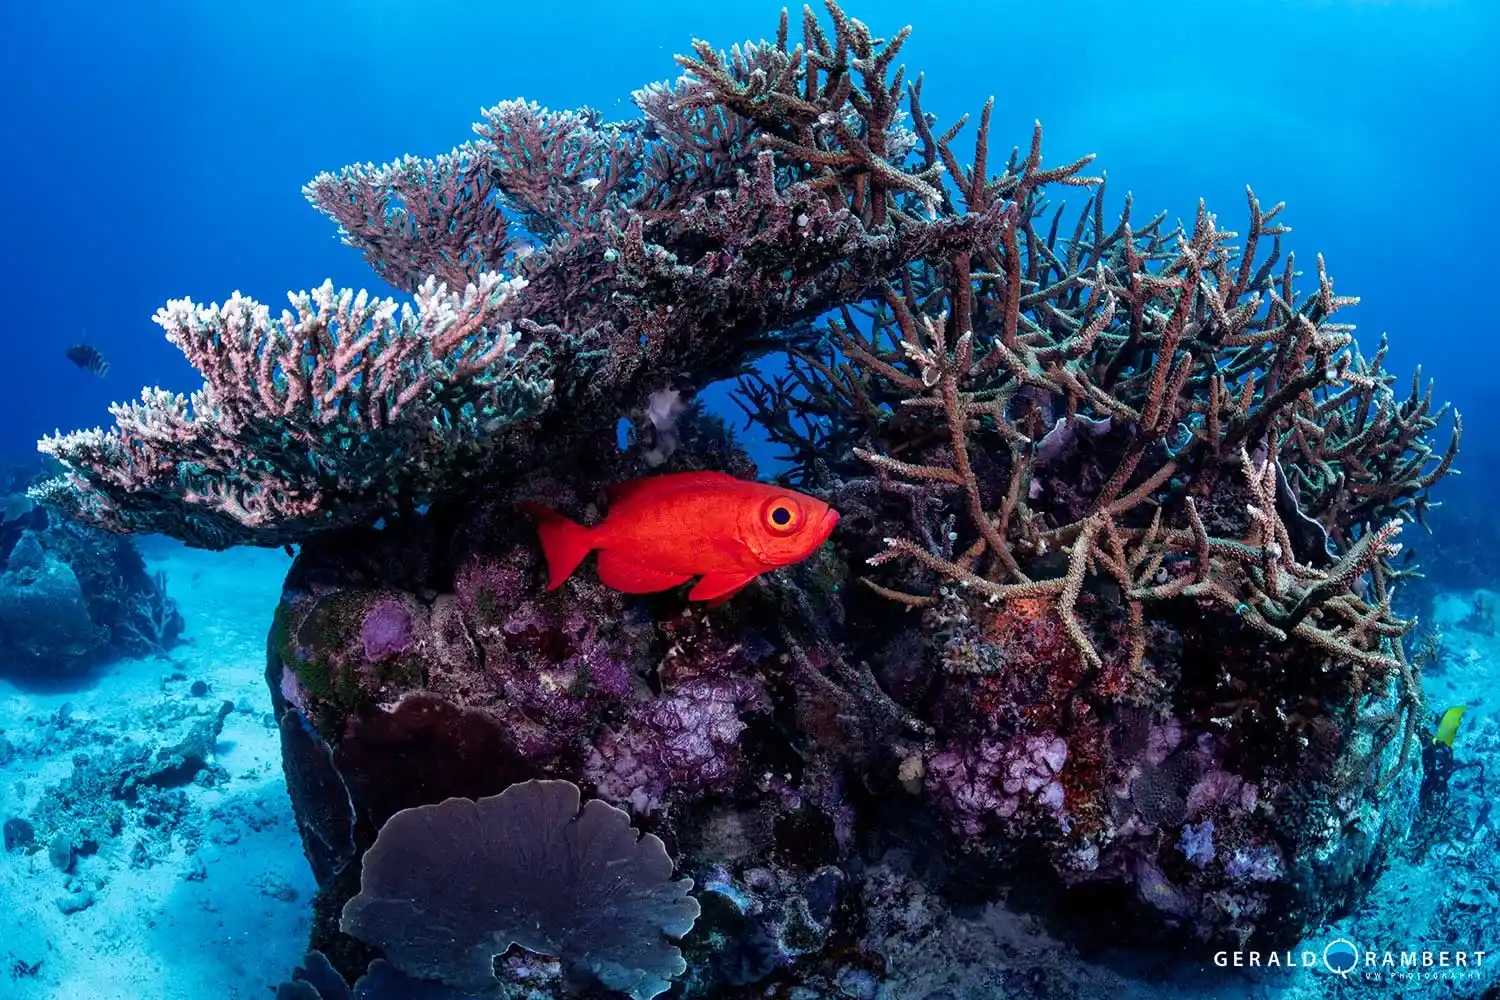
xmin=340 ymin=779 xmax=700 ymax=1000
xmin=1 ymin=464 xmax=183 ymax=672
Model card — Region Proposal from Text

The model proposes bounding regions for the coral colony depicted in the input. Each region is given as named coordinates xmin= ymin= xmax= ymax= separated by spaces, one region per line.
xmin=31 ymin=2 xmax=1458 ymax=996
xmin=1 ymin=480 xmax=184 ymax=672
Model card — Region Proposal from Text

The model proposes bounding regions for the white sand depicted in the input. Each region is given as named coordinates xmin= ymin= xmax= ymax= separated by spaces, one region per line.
xmin=0 ymin=541 xmax=314 ymax=1000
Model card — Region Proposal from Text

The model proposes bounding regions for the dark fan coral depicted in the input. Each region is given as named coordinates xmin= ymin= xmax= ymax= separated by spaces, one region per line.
xmin=275 ymin=951 xmax=491 ymax=1000
xmin=340 ymin=779 xmax=700 ymax=1000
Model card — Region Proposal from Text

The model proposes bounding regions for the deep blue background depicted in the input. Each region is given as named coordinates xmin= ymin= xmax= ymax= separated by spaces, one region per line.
xmin=2 ymin=0 xmax=1492 ymax=490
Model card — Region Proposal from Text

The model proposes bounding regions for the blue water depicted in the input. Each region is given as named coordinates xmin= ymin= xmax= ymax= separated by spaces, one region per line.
xmin=1 ymin=1 xmax=1497 ymax=998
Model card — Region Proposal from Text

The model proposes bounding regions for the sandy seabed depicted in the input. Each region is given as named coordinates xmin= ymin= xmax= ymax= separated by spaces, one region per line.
xmin=0 ymin=543 xmax=314 ymax=1000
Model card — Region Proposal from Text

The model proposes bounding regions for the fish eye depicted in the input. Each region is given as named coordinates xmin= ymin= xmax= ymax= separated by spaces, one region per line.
xmin=763 ymin=498 xmax=801 ymax=534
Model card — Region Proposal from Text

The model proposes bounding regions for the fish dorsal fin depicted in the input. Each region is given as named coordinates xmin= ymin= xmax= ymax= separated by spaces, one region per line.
xmin=606 ymin=470 xmax=742 ymax=504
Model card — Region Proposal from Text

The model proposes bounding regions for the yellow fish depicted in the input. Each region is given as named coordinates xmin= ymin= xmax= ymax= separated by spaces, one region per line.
xmin=1433 ymin=706 xmax=1467 ymax=747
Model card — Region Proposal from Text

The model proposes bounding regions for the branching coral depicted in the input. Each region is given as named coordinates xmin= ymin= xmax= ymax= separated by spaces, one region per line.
xmin=753 ymin=188 xmax=1456 ymax=683
xmin=35 ymin=277 xmax=552 ymax=548
xmin=305 ymin=144 xmax=514 ymax=295
xmin=35 ymin=7 xmax=1014 ymax=550
xmin=115 ymin=569 xmax=185 ymax=657
xmin=692 ymin=0 xmax=1458 ymax=949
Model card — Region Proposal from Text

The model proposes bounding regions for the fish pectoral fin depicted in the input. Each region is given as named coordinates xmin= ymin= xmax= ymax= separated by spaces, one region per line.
xmin=687 ymin=571 xmax=760 ymax=603
xmin=595 ymin=549 xmax=694 ymax=594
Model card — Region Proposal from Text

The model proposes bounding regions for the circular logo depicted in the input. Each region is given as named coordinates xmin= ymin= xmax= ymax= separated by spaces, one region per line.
xmin=1323 ymin=938 xmax=1359 ymax=976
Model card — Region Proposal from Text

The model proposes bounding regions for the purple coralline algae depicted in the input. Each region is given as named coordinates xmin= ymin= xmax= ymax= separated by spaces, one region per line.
xmin=925 ymin=734 xmax=1069 ymax=836
xmin=1178 ymin=821 xmax=1216 ymax=868
xmin=1226 ymin=843 xmax=1286 ymax=884
xmin=360 ymin=596 xmax=414 ymax=661
xmin=588 ymin=676 xmax=768 ymax=816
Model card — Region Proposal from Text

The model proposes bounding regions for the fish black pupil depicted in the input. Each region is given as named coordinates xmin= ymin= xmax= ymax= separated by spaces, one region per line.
xmin=771 ymin=506 xmax=791 ymax=526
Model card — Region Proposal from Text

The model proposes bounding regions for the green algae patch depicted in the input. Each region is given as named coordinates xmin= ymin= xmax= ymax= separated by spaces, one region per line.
xmin=272 ymin=591 xmax=432 ymax=718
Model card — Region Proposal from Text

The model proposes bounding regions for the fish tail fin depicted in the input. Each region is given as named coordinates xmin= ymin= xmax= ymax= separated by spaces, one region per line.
xmin=518 ymin=502 xmax=595 ymax=589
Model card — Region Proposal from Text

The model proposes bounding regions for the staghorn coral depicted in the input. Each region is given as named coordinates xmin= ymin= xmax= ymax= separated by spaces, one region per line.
xmin=763 ymin=205 xmax=1452 ymax=681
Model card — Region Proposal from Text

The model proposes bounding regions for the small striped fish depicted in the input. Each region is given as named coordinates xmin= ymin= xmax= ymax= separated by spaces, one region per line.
xmin=65 ymin=343 xmax=110 ymax=377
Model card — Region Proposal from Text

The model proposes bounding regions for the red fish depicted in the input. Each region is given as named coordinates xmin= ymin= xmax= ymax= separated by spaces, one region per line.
xmin=519 ymin=471 xmax=840 ymax=602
